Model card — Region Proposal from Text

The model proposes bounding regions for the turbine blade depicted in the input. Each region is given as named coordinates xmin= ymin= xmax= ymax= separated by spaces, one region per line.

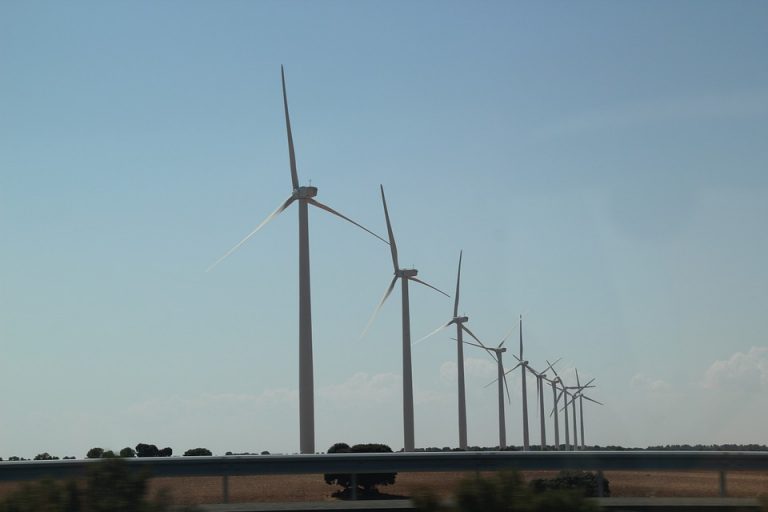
xmin=541 ymin=357 xmax=561 ymax=375
xmin=453 ymin=251 xmax=462 ymax=317
xmin=359 ymin=276 xmax=398 ymax=339
xmin=582 ymin=395 xmax=603 ymax=406
xmin=460 ymin=325 xmax=488 ymax=351
xmin=379 ymin=185 xmax=399 ymax=271
xmin=463 ymin=341 xmax=488 ymax=350
xmin=576 ymin=368 xmax=581 ymax=388
xmin=281 ymin=65 xmax=299 ymax=190
xmin=409 ymin=276 xmax=450 ymax=298
xmin=307 ymin=199 xmax=388 ymax=244
xmin=504 ymin=362 xmax=522 ymax=375
xmin=483 ymin=377 xmax=498 ymax=389
xmin=497 ymin=326 xmax=516 ymax=348
xmin=503 ymin=373 xmax=512 ymax=404
xmin=518 ymin=314 xmax=523 ymax=360
xmin=206 ymin=196 xmax=295 ymax=272
xmin=548 ymin=360 xmax=561 ymax=380
xmin=414 ymin=319 xmax=453 ymax=345
xmin=582 ymin=377 xmax=596 ymax=389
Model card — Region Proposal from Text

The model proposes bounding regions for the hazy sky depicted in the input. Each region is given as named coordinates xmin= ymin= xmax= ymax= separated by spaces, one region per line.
xmin=2 ymin=1 xmax=767 ymax=457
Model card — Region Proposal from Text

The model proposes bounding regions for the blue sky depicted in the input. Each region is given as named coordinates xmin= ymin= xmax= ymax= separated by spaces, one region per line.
xmin=1 ymin=1 xmax=767 ymax=457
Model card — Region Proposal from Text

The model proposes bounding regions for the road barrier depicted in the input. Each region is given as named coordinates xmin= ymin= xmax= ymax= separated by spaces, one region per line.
xmin=2 ymin=451 xmax=767 ymax=502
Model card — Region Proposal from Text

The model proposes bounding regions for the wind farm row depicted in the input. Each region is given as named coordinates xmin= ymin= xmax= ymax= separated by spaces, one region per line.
xmin=208 ymin=67 xmax=603 ymax=454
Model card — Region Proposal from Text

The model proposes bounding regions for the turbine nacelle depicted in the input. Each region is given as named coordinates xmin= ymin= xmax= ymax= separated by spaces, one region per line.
xmin=453 ymin=316 xmax=469 ymax=324
xmin=294 ymin=186 xmax=318 ymax=199
xmin=397 ymin=268 xmax=419 ymax=278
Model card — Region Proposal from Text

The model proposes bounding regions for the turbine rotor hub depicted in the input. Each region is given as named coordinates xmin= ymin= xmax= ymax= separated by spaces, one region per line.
xmin=295 ymin=186 xmax=318 ymax=199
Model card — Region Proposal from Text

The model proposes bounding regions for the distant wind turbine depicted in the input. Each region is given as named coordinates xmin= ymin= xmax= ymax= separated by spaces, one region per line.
xmin=417 ymin=251 xmax=483 ymax=449
xmin=362 ymin=185 xmax=449 ymax=452
xmin=567 ymin=369 xmax=602 ymax=450
xmin=468 ymin=329 xmax=514 ymax=449
xmin=207 ymin=66 xmax=387 ymax=454
xmin=529 ymin=358 xmax=560 ymax=450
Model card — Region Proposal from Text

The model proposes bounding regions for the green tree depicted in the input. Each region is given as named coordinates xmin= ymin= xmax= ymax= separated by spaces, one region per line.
xmin=86 ymin=448 xmax=104 ymax=459
xmin=324 ymin=442 xmax=396 ymax=496
xmin=120 ymin=447 xmax=136 ymax=458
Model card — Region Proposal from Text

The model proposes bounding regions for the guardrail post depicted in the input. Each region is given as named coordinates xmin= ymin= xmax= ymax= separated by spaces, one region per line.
xmin=596 ymin=470 xmax=605 ymax=498
xmin=718 ymin=470 xmax=727 ymax=497
xmin=350 ymin=474 xmax=358 ymax=500
xmin=222 ymin=474 xmax=230 ymax=503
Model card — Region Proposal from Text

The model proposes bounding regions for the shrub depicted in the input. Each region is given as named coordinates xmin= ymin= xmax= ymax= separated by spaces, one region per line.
xmin=120 ymin=447 xmax=136 ymax=458
xmin=0 ymin=458 xmax=198 ymax=512
xmin=183 ymin=448 xmax=212 ymax=456
xmin=413 ymin=471 xmax=598 ymax=512
xmin=324 ymin=442 xmax=396 ymax=496
xmin=529 ymin=470 xmax=609 ymax=497
xmin=261 ymin=451 xmax=270 ymax=455
xmin=135 ymin=444 xmax=172 ymax=458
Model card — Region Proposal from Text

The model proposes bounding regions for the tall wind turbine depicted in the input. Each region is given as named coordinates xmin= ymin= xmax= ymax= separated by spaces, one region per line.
xmin=570 ymin=369 xmax=602 ymax=450
xmin=504 ymin=316 xmax=531 ymax=450
xmin=468 ymin=330 xmax=514 ymax=449
xmin=362 ymin=185 xmax=449 ymax=452
xmin=558 ymin=371 xmax=595 ymax=451
xmin=417 ymin=251 xmax=483 ymax=449
xmin=529 ymin=359 xmax=559 ymax=450
xmin=546 ymin=360 xmax=562 ymax=450
xmin=207 ymin=67 xmax=387 ymax=454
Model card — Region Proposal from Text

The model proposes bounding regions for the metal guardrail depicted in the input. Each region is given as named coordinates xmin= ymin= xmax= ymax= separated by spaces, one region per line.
xmin=2 ymin=451 xmax=767 ymax=501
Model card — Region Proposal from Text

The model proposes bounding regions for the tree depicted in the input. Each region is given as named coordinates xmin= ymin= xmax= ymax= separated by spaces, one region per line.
xmin=33 ymin=453 xmax=58 ymax=460
xmin=119 ymin=447 xmax=136 ymax=458
xmin=324 ymin=442 xmax=396 ymax=496
xmin=158 ymin=447 xmax=172 ymax=457
xmin=183 ymin=448 xmax=212 ymax=456
xmin=86 ymin=447 xmax=104 ymax=459
xmin=135 ymin=443 xmax=159 ymax=457
xmin=260 ymin=450 xmax=270 ymax=455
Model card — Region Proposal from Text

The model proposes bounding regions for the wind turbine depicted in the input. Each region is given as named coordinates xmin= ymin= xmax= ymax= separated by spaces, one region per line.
xmin=362 ymin=185 xmax=449 ymax=452
xmin=504 ymin=315 xmax=531 ymax=450
xmin=546 ymin=359 xmax=563 ymax=450
xmin=568 ymin=369 xmax=602 ymax=450
xmin=467 ymin=330 xmax=514 ymax=449
xmin=558 ymin=370 xmax=595 ymax=451
xmin=529 ymin=359 xmax=560 ymax=450
xmin=417 ymin=251 xmax=482 ymax=449
xmin=207 ymin=67 xmax=387 ymax=454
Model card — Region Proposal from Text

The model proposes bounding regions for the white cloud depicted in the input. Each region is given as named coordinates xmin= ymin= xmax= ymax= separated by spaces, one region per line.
xmin=439 ymin=357 xmax=497 ymax=384
xmin=318 ymin=372 xmax=399 ymax=407
xmin=701 ymin=346 xmax=768 ymax=391
xmin=630 ymin=372 xmax=669 ymax=392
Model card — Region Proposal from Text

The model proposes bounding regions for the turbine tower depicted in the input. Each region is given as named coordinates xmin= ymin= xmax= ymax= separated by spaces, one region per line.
xmin=529 ymin=359 xmax=559 ymax=450
xmin=504 ymin=316 xmax=530 ymax=450
xmin=208 ymin=67 xmax=387 ymax=454
xmin=418 ymin=251 xmax=483 ymax=449
xmin=362 ymin=185 xmax=449 ymax=452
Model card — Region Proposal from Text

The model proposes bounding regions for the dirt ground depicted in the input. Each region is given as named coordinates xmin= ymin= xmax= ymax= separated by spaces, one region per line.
xmin=2 ymin=470 xmax=767 ymax=506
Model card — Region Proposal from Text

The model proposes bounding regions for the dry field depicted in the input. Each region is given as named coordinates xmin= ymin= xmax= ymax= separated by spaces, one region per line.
xmin=149 ymin=470 xmax=768 ymax=506
xmin=2 ymin=470 xmax=767 ymax=507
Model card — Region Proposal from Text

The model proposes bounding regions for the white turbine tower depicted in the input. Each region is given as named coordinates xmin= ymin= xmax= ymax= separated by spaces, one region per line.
xmin=362 ymin=185 xmax=449 ymax=452
xmin=417 ymin=251 xmax=483 ymax=449
xmin=467 ymin=330 xmax=514 ymax=449
xmin=208 ymin=67 xmax=387 ymax=454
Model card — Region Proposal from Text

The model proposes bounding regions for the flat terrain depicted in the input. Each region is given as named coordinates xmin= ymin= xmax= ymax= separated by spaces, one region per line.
xmin=2 ymin=470 xmax=767 ymax=506
xmin=148 ymin=470 xmax=768 ymax=506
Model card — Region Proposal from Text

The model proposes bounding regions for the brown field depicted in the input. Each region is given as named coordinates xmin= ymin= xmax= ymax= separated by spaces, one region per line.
xmin=2 ymin=470 xmax=767 ymax=506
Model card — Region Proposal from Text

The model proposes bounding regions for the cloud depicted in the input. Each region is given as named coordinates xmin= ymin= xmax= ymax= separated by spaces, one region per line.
xmin=318 ymin=372 xmax=399 ymax=407
xmin=630 ymin=372 xmax=669 ymax=392
xmin=440 ymin=357 xmax=497 ymax=384
xmin=701 ymin=346 xmax=768 ymax=391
